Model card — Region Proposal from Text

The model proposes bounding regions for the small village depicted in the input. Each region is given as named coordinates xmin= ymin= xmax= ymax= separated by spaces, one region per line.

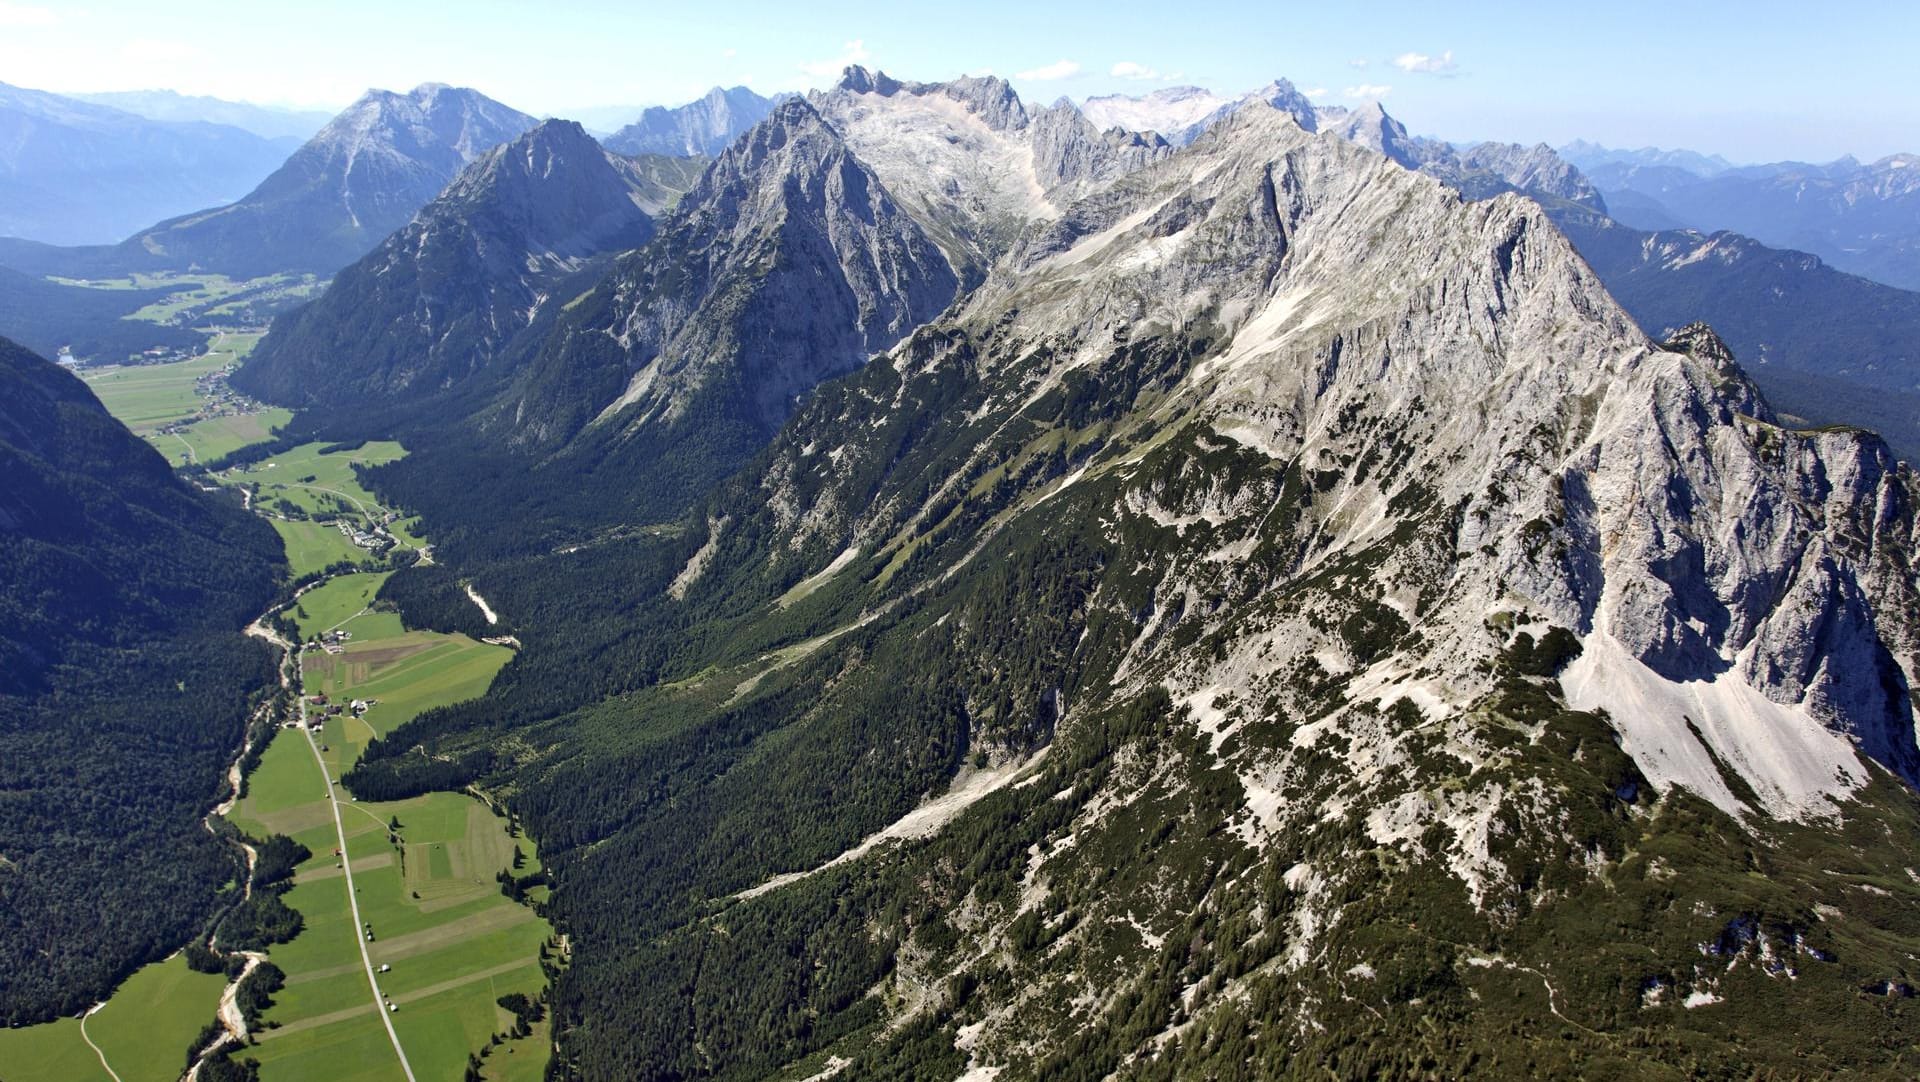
xmin=287 ymin=691 xmax=378 ymax=731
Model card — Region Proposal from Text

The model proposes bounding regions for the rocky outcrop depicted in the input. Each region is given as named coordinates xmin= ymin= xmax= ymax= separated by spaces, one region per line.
xmin=733 ymin=103 xmax=1920 ymax=820
xmin=811 ymin=67 xmax=1174 ymax=274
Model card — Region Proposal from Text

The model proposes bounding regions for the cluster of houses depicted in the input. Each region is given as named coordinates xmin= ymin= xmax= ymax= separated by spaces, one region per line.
xmin=315 ymin=628 xmax=353 ymax=654
xmin=150 ymin=364 xmax=268 ymax=440
xmin=295 ymin=692 xmax=377 ymax=730
xmin=336 ymin=519 xmax=386 ymax=552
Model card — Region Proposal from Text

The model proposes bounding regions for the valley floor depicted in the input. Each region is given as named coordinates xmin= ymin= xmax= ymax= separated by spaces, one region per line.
xmin=0 ymin=436 xmax=552 ymax=1082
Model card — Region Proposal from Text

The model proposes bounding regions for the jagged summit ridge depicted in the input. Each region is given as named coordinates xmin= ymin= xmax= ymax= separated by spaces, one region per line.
xmin=812 ymin=67 xmax=1174 ymax=274
xmin=295 ymin=74 xmax=1920 ymax=1078
xmin=500 ymin=95 xmax=960 ymax=448
xmin=749 ymin=99 xmax=1918 ymax=822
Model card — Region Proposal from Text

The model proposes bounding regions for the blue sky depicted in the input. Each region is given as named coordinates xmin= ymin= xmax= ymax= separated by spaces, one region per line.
xmin=2 ymin=0 xmax=1914 ymax=162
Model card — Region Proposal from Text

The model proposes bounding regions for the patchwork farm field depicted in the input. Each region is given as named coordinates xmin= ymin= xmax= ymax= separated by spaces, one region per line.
xmin=221 ymin=602 xmax=543 ymax=1082
xmin=80 ymin=330 xmax=285 ymax=465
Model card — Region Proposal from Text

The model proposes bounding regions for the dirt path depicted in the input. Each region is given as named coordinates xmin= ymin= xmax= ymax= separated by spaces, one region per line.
xmin=77 ymin=1006 xmax=122 ymax=1082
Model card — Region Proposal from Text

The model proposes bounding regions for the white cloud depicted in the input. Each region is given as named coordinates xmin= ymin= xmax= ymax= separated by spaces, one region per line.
xmin=1392 ymin=50 xmax=1457 ymax=74
xmin=1348 ymin=58 xmax=1370 ymax=68
xmin=722 ymin=47 xmax=737 ymax=59
xmin=1015 ymin=59 xmax=1081 ymax=81
xmin=1110 ymin=61 xmax=1158 ymax=80
xmin=1304 ymin=86 xmax=1328 ymax=99
xmin=1344 ymin=83 xmax=1392 ymax=99
xmin=0 ymin=2 xmax=55 ymax=27
xmin=798 ymin=38 xmax=871 ymax=78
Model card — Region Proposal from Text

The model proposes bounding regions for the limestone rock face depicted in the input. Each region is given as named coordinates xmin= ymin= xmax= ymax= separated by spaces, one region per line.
xmin=736 ymin=103 xmax=1920 ymax=823
xmin=602 ymin=85 xmax=777 ymax=158
xmin=810 ymin=67 xmax=1176 ymax=275
xmin=503 ymin=97 xmax=960 ymax=446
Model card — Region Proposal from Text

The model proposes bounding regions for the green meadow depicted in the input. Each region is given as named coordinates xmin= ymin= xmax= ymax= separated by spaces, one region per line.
xmin=79 ymin=351 xmax=228 ymax=432
xmin=231 ymin=440 xmax=408 ymax=524
xmin=164 ymin=406 xmax=294 ymax=466
xmin=222 ymin=607 xmax=542 ymax=1082
xmin=273 ymin=519 xmax=375 ymax=579
xmin=50 ymin=271 xmax=316 ymax=326
xmin=81 ymin=330 xmax=285 ymax=465
xmin=289 ymin=572 xmax=395 ymax=640
xmin=0 ymin=953 xmax=227 ymax=1082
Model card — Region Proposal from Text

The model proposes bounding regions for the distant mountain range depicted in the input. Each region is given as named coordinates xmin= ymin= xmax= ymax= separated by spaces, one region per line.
xmin=0 ymin=83 xmax=538 ymax=279
xmin=68 ymin=88 xmax=333 ymax=141
xmin=0 ymin=81 xmax=297 ymax=245
xmin=1558 ymin=139 xmax=1735 ymax=178
xmin=1561 ymin=140 xmax=1920 ymax=291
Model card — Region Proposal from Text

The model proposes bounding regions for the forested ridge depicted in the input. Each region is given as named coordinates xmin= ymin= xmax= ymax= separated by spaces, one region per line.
xmin=0 ymin=335 xmax=282 ymax=1024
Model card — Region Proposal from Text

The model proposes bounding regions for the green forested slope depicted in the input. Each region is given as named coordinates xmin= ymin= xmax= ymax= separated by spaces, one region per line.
xmin=0 ymin=335 xmax=282 ymax=1024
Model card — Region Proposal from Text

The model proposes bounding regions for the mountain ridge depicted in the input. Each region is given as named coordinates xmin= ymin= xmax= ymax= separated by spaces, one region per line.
xmin=602 ymin=85 xmax=780 ymax=157
xmin=0 ymin=83 xmax=539 ymax=279
xmin=326 ymin=95 xmax=1920 ymax=1078
xmin=0 ymin=335 xmax=280 ymax=1024
xmin=233 ymin=118 xmax=688 ymax=413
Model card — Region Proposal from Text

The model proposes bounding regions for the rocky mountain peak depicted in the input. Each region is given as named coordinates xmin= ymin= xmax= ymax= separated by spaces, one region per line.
xmin=1662 ymin=320 xmax=1738 ymax=367
xmin=602 ymin=84 xmax=776 ymax=158
xmin=234 ymin=112 xmax=672 ymax=412
xmin=835 ymin=64 xmax=898 ymax=96
xmin=492 ymin=92 xmax=959 ymax=450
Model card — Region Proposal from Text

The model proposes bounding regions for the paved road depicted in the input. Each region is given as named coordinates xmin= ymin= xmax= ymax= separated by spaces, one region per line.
xmin=297 ymin=679 xmax=417 ymax=1082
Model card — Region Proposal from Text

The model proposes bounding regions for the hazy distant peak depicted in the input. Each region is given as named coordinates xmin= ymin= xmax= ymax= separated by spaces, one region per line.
xmin=602 ymin=84 xmax=777 ymax=158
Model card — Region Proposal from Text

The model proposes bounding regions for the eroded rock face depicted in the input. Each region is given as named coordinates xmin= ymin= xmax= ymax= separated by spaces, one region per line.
xmin=501 ymin=97 xmax=960 ymax=446
xmin=602 ymin=85 xmax=776 ymax=158
xmin=375 ymin=82 xmax=1920 ymax=1078
xmin=733 ymin=103 xmax=1920 ymax=821
xmin=810 ymin=67 xmax=1177 ymax=275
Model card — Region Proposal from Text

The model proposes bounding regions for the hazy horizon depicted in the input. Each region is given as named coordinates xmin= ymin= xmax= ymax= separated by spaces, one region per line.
xmin=1 ymin=0 xmax=1914 ymax=164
